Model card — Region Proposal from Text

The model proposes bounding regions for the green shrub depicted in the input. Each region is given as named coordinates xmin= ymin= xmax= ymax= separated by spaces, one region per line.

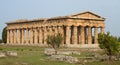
xmin=2 ymin=27 xmax=7 ymax=43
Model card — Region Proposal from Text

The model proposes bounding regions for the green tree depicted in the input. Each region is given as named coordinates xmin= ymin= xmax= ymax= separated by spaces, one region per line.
xmin=98 ymin=32 xmax=120 ymax=60
xmin=0 ymin=39 xmax=2 ymax=43
xmin=117 ymin=37 xmax=120 ymax=42
xmin=46 ymin=33 xmax=63 ymax=54
xmin=2 ymin=27 xmax=7 ymax=43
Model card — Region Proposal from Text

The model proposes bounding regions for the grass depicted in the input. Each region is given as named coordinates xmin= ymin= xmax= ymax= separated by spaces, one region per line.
xmin=0 ymin=45 xmax=75 ymax=65
xmin=0 ymin=45 xmax=120 ymax=65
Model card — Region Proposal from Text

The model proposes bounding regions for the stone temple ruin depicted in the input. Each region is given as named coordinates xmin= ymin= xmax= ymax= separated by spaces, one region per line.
xmin=6 ymin=11 xmax=105 ymax=48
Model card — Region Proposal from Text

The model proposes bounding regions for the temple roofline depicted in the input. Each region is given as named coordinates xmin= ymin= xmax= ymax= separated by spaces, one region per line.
xmin=6 ymin=11 xmax=105 ymax=24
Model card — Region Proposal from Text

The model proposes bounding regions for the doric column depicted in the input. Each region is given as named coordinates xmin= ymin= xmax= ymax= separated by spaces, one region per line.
xmin=7 ymin=29 xmax=10 ymax=44
xmin=66 ymin=26 xmax=70 ymax=45
xmin=10 ymin=30 xmax=14 ymax=44
xmin=17 ymin=29 xmax=20 ymax=44
xmin=94 ymin=27 xmax=98 ymax=44
xmin=72 ymin=26 xmax=78 ymax=45
xmin=81 ymin=26 xmax=85 ymax=44
xmin=43 ymin=27 xmax=47 ymax=44
xmin=26 ymin=28 xmax=29 ymax=44
xmin=100 ymin=27 xmax=104 ymax=34
xmin=49 ymin=27 xmax=52 ymax=35
xmin=78 ymin=27 xmax=81 ymax=44
xmin=60 ymin=26 xmax=64 ymax=45
xmin=21 ymin=29 xmax=24 ymax=44
xmin=34 ymin=28 xmax=38 ymax=44
xmin=9 ymin=30 xmax=12 ymax=44
xmin=88 ymin=27 xmax=92 ymax=44
xmin=30 ymin=28 xmax=33 ymax=44
xmin=54 ymin=26 xmax=58 ymax=34
xmin=39 ymin=27 xmax=43 ymax=44
xmin=13 ymin=29 xmax=16 ymax=44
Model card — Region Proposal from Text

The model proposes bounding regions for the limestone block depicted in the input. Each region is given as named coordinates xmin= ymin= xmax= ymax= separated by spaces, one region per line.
xmin=6 ymin=51 xmax=18 ymax=56
xmin=0 ymin=52 xmax=6 ymax=57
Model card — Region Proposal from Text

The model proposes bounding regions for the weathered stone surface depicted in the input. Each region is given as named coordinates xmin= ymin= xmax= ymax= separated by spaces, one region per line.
xmin=44 ymin=48 xmax=80 ymax=56
xmin=0 ymin=52 xmax=6 ymax=57
xmin=0 ymin=51 xmax=17 ymax=57
xmin=49 ymin=55 xmax=78 ymax=63
xmin=44 ymin=48 xmax=55 ymax=55
xmin=6 ymin=51 xmax=18 ymax=56
xmin=6 ymin=11 xmax=105 ymax=48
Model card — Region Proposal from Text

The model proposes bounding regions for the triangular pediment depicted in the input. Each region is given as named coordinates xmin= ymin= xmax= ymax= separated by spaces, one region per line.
xmin=70 ymin=11 xmax=104 ymax=19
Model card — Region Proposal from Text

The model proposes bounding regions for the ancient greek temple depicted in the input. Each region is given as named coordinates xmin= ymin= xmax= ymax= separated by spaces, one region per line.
xmin=6 ymin=11 xmax=105 ymax=48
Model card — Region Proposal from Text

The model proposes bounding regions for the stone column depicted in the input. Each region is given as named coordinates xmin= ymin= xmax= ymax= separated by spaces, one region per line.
xmin=30 ymin=28 xmax=33 ymax=44
xmin=54 ymin=26 xmax=58 ymax=34
xmin=43 ymin=27 xmax=47 ymax=44
xmin=66 ymin=26 xmax=70 ymax=45
xmin=7 ymin=29 xmax=10 ymax=44
xmin=21 ymin=29 xmax=24 ymax=44
xmin=34 ymin=28 xmax=38 ymax=44
xmin=49 ymin=27 xmax=52 ymax=35
xmin=11 ymin=30 xmax=13 ymax=44
xmin=78 ymin=27 xmax=81 ymax=44
xmin=60 ymin=26 xmax=64 ymax=45
xmin=13 ymin=29 xmax=16 ymax=44
xmin=81 ymin=27 xmax=85 ymax=44
xmin=39 ymin=27 xmax=43 ymax=44
xmin=94 ymin=27 xmax=98 ymax=44
xmin=72 ymin=26 xmax=78 ymax=45
xmin=9 ymin=30 xmax=12 ymax=44
xmin=17 ymin=29 xmax=20 ymax=44
xmin=88 ymin=27 xmax=92 ymax=44
xmin=26 ymin=28 xmax=29 ymax=44
xmin=100 ymin=27 xmax=104 ymax=34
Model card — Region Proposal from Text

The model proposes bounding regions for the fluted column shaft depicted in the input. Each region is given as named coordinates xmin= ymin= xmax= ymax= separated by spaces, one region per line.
xmin=9 ymin=30 xmax=12 ymax=44
xmin=49 ymin=27 xmax=52 ymax=35
xmin=55 ymin=26 xmax=58 ymax=34
xmin=101 ymin=27 xmax=104 ymax=34
xmin=34 ymin=28 xmax=38 ymax=44
xmin=26 ymin=29 xmax=29 ymax=44
xmin=21 ymin=29 xmax=24 ymax=44
xmin=81 ymin=27 xmax=85 ymax=44
xmin=88 ymin=27 xmax=92 ymax=44
xmin=43 ymin=27 xmax=47 ymax=44
xmin=17 ymin=29 xmax=20 ymax=43
xmin=13 ymin=29 xmax=16 ymax=44
xmin=94 ymin=27 xmax=98 ymax=44
xmin=11 ymin=30 xmax=13 ymax=44
xmin=72 ymin=26 xmax=77 ymax=45
xmin=78 ymin=27 xmax=81 ymax=44
xmin=60 ymin=26 xmax=64 ymax=45
xmin=30 ymin=28 xmax=33 ymax=44
xmin=66 ymin=26 xmax=70 ymax=45
xmin=39 ymin=27 xmax=43 ymax=44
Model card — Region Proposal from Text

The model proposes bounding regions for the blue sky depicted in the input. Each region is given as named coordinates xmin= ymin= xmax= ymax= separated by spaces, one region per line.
xmin=0 ymin=0 xmax=120 ymax=39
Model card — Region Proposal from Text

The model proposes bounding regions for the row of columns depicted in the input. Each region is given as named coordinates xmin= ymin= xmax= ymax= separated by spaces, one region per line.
xmin=7 ymin=26 xmax=104 ymax=45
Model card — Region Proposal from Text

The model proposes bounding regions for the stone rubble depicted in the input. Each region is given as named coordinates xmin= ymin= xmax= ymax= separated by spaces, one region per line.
xmin=0 ymin=51 xmax=17 ymax=58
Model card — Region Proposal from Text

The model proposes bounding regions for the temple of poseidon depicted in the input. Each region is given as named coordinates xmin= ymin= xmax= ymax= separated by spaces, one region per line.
xmin=6 ymin=11 xmax=105 ymax=48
